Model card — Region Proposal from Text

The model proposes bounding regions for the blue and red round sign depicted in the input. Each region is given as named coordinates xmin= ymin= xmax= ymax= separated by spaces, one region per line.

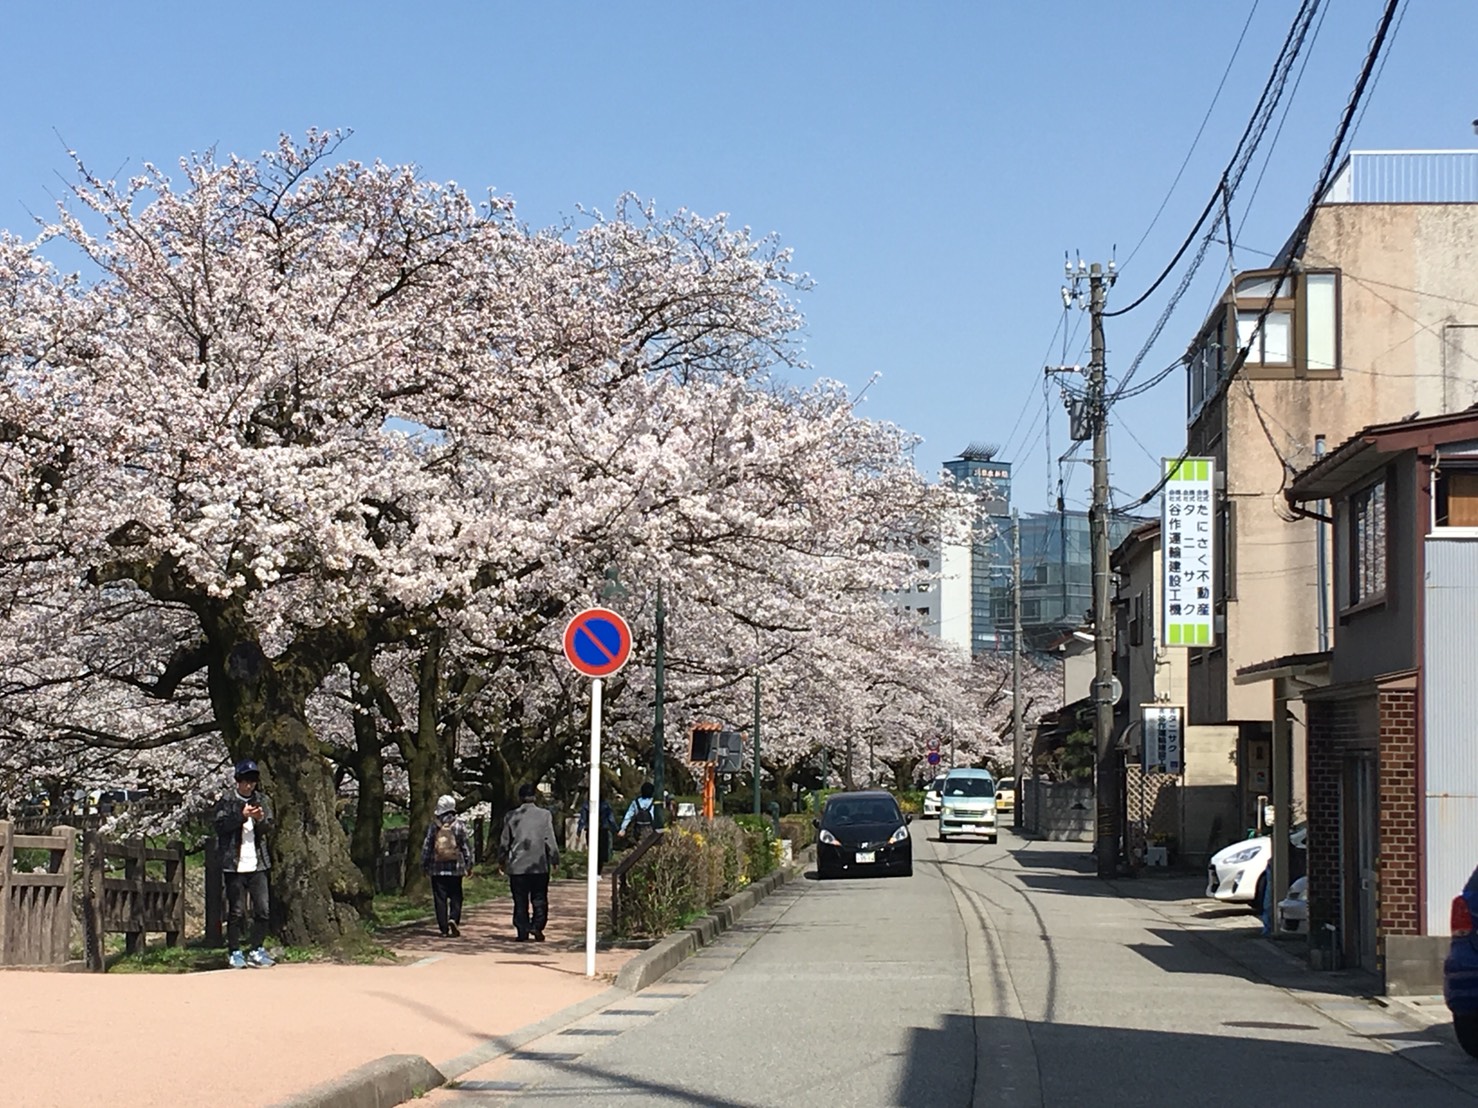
xmin=926 ymin=751 xmax=941 ymax=766
xmin=562 ymin=607 xmax=633 ymax=679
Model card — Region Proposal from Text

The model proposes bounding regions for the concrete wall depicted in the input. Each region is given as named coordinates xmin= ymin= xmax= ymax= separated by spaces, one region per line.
xmin=1187 ymin=200 xmax=1478 ymax=728
xmin=1022 ymin=778 xmax=1093 ymax=842
xmin=1182 ymin=724 xmax=1241 ymax=861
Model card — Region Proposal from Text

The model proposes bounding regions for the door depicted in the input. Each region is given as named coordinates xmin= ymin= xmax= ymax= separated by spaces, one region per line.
xmin=1340 ymin=756 xmax=1380 ymax=970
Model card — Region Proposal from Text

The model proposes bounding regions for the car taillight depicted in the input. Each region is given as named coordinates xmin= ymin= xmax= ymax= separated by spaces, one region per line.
xmin=1452 ymin=896 xmax=1474 ymax=938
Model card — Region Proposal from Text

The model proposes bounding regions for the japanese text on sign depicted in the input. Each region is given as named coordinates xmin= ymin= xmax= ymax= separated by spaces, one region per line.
xmin=1143 ymin=705 xmax=1184 ymax=775
xmin=1160 ymin=457 xmax=1216 ymax=647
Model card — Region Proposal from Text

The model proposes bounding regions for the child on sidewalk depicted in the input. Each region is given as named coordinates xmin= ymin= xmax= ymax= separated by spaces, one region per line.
xmin=421 ymin=795 xmax=473 ymax=937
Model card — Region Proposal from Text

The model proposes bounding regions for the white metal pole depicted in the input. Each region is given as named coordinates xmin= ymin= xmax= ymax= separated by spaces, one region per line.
xmin=586 ymin=677 xmax=602 ymax=978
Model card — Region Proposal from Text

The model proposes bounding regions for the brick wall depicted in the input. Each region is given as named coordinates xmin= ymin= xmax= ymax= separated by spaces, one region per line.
xmin=1305 ymin=686 xmax=1421 ymax=974
xmin=1305 ymin=697 xmax=1361 ymax=945
xmin=1377 ymin=688 xmax=1420 ymax=938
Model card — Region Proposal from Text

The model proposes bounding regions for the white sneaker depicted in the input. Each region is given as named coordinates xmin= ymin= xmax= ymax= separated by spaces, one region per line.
xmin=247 ymin=947 xmax=276 ymax=968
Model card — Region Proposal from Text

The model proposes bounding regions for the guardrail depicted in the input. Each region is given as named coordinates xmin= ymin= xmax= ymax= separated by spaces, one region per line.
xmin=1325 ymin=151 xmax=1478 ymax=204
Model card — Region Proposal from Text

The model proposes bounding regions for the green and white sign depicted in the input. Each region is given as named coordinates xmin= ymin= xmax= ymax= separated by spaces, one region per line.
xmin=1161 ymin=457 xmax=1216 ymax=647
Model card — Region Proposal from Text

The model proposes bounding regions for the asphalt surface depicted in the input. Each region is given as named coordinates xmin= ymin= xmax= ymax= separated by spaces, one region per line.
xmin=429 ymin=826 xmax=1478 ymax=1107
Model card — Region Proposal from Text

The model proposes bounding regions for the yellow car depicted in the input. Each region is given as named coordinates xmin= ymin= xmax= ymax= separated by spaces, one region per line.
xmin=994 ymin=777 xmax=1016 ymax=814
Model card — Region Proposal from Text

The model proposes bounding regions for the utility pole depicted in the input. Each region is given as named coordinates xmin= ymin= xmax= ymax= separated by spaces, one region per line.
xmin=1011 ymin=509 xmax=1024 ymax=831
xmin=652 ymin=582 xmax=666 ymax=828
xmin=1087 ymin=260 xmax=1119 ymax=879
xmin=752 ymin=671 xmax=762 ymax=816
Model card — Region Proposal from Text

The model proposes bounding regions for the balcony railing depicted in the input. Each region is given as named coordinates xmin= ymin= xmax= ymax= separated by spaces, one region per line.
xmin=1324 ymin=151 xmax=1478 ymax=204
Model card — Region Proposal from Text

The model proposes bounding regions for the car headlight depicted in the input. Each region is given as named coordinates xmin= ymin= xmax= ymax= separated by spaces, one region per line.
xmin=888 ymin=826 xmax=909 ymax=845
xmin=1223 ymin=845 xmax=1263 ymax=865
xmin=818 ymin=829 xmax=840 ymax=846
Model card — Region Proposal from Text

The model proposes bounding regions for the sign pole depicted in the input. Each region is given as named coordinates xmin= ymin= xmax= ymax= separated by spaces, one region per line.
xmin=586 ymin=677 xmax=602 ymax=978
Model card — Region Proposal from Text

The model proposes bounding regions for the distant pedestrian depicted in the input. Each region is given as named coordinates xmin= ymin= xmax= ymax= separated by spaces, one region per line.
xmin=499 ymin=783 xmax=560 ymax=942
xmin=618 ymin=782 xmax=659 ymax=841
xmin=213 ymin=760 xmax=276 ymax=970
xmin=577 ymin=794 xmax=617 ymax=872
xmin=421 ymin=794 xmax=473 ymax=938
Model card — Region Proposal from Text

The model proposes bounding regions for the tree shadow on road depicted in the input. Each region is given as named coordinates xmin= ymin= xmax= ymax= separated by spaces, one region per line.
xmin=894 ymin=1014 xmax=1473 ymax=1108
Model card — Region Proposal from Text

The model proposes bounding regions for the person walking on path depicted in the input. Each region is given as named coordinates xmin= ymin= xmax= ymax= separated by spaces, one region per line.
xmin=618 ymin=782 xmax=659 ymax=841
xmin=577 ymin=794 xmax=617 ymax=873
xmin=499 ymin=783 xmax=560 ymax=942
xmin=421 ymin=794 xmax=474 ymax=938
xmin=213 ymin=760 xmax=276 ymax=969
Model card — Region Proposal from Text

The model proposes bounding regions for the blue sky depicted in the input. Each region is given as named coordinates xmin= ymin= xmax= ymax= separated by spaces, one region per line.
xmin=1 ymin=1 xmax=1471 ymax=515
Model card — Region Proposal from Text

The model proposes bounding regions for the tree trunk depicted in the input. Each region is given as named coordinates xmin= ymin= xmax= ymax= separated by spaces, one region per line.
xmin=348 ymin=706 xmax=386 ymax=893
xmin=401 ymin=631 xmax=449 ymax=899
xmin=202 ymin=611 xmax=368 ymax=946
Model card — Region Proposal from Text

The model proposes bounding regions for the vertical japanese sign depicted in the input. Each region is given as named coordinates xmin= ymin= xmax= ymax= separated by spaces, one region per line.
xmin=1142 ymin=705 xmax=1184 ymax=775
xmin=1161 ymin=457 xmax=1216 ymax=647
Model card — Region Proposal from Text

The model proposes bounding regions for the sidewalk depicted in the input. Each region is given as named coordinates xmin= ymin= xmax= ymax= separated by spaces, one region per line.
xmin=0 ymin=879 xmax=635 ymax=1108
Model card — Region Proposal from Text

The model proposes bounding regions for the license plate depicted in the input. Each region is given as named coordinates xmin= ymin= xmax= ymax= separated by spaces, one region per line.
xmin=856 ymin=851 xmax=875 ymax=864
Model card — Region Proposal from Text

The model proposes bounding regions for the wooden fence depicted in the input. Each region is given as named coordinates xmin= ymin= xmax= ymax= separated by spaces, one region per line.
xmin=0 ymin=821 xmax=76 ymax=967
xmin=81 ymin=833 xmax=185 ymax=971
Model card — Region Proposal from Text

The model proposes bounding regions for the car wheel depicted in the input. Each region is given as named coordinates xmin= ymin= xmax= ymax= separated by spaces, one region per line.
xmin=938 ymin=832 xmax=948 ymax=842
xmin=987 ymin=835 xmax=997 ymax=844
xmin=1456 ymin=1014 xmax=1478 ymax=1059
xmin=899 ymin=863 xmax=913 ymax=878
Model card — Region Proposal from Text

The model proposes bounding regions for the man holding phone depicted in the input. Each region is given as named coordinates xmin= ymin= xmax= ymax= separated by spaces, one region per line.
xmin=214 ymin=760 xmax=276 ymax=969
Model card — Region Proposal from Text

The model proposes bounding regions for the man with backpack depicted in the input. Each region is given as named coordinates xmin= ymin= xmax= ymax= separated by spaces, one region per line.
xmin=421 ymin=794 xmax=473 ymax=938
xmin=619 ymin=781 xmax=660 ymax=840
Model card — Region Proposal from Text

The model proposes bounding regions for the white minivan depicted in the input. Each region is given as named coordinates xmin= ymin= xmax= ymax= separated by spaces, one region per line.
xmin=938 ymin=768 xmax=997 ymax=843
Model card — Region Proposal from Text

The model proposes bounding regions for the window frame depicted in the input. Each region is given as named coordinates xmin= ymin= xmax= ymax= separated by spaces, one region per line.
xmin=1342 ymin=473 xmax=1389 ymax=614
xmin=1433 ymin=465 xmax=1478 ymax=534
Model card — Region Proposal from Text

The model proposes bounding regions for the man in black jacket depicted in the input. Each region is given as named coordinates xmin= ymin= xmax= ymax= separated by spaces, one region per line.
xmin=214 ymin=760 xmax=276 ymax=969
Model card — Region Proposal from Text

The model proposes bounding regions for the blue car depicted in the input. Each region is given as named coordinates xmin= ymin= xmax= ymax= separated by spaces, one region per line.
xmin=1444 ymin=864 xmax=1478 ymax=1058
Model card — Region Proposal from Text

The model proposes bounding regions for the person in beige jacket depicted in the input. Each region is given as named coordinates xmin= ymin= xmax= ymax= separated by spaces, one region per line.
xmin=498 ymin=783 xmax=560 ymax=941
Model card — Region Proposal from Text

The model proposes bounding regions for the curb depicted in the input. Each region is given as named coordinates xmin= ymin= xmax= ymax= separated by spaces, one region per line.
xmin=614 ymin=848 xmax=813 ymax=993
xmin=273 ymin=849 xmax=813 ymax=1108
xmin=268 ymin=1054 xmax=446 ymax=1108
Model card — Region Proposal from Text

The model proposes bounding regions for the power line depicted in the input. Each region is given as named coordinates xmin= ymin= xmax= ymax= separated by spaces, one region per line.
xmin=1120 ymin=0 xmax=1264 ymax=271
xmin=1106 ymin=0 xmax=1323 ymax=321
xmin=1106 ymin=0 xmax=1327 ymax=406
xmin=1117 ymin=0 xmax=1406 ymax=515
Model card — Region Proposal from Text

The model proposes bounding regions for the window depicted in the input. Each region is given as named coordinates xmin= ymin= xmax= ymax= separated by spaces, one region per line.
xmin=1347 ymin=479 xmax=1387 ymax=606
xmin=1128 ymin=591 xmax=1144 ymax=647
xmin=1436 ymin=468 xmax=1478 ymax=528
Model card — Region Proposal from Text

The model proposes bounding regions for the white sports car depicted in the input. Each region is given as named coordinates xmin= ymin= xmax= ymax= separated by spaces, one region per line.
xmin=1206 ymin=827 xmax=1307 ymax=908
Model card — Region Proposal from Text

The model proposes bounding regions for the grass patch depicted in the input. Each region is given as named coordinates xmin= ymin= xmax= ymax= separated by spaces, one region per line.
xmin=108 ymin=929 xmax=397 ymax=972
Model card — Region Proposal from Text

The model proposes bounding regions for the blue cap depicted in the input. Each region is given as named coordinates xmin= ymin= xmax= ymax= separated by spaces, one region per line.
xmin=233 ymin=759 xmax=260 ymax=779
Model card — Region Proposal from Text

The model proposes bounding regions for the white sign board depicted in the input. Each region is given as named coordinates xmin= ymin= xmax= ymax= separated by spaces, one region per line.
xmin=1143 ymin=705 xmax=1184 ymax=775
xmin=1161 ymin=457 xmax=1216 ymax=647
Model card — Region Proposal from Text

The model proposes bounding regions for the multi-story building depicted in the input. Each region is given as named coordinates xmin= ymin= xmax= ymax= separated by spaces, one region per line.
xmin=1182 ymin=151 xmax=1478 ymax=740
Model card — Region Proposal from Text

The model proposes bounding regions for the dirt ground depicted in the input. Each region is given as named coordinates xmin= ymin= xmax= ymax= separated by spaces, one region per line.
xmin=0 ymin=880 xmax=633 ymax=1108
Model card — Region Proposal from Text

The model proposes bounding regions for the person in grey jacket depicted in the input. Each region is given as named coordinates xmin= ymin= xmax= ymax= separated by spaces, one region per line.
xmin=212 ymin=760 xmax=276 ymax=969
xmin=498 ymin=783 xmax=560 ymax=941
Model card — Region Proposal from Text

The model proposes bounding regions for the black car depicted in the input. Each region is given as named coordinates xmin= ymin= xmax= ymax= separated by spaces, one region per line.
xmin=814 ymin=790 xmax=913 ymax=879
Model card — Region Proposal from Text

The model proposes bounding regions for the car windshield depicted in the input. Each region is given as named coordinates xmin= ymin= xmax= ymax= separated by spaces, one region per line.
xmin=945 ymin=777 xmax=993 ymax=798
xmin=825 ymin=798 xmax=901 ymax=825
xmin=928 ymin=777 xmax=947 ymax=792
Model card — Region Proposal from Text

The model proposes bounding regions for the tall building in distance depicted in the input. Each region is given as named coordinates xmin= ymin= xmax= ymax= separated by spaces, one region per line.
xmin=892 ymin=443 xmax=1151 ymax=656
xmin=941 ymin=444 xmax=1012 ymax=654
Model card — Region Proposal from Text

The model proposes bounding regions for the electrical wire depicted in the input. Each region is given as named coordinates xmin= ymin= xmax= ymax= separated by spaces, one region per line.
xmin=1106 ymin=0 xmax=1322 ymax=320
xmin=1106 ymin=0 xmax=1326 ymax=405
xmin=1120 ymin=0 xmax=1263 ymax=271
xmin=1116 ymin=0 xmax=1406 ymax=515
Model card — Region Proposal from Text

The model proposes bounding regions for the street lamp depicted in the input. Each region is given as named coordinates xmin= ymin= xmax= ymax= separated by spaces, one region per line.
xmin=652 ymin=581 xmax=666 ymax=828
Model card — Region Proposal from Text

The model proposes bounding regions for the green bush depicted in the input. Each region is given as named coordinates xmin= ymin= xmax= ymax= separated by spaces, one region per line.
xmin=896 ymin=789 xmax=924 ymax=814
xmin=615 ymin=816 xmax=768 ymax=939
xmin=778 ymin=813 xmax=815 ymax=850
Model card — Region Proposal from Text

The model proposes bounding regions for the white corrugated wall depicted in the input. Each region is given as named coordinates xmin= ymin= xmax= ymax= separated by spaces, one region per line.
xmin=1423 ymin=537 xmax=1478 ymax=934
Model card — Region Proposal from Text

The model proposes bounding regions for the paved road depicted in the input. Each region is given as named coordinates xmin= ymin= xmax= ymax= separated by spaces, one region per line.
xmin=431 ymin=827 xmax=1478 ymax=1107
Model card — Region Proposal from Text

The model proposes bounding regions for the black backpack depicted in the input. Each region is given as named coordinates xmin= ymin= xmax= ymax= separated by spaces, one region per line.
xmin=631 ymin=799 xmax=656 ymax=836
